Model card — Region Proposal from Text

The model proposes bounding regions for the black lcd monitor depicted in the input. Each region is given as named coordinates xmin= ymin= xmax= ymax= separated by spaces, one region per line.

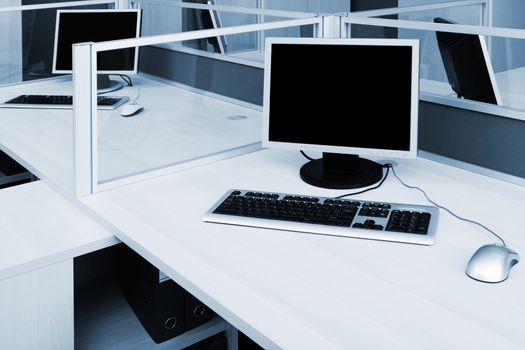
xmin=183 ymin=0 xmax=228 ymax=54
xmin=53 ymin=10 xmax=141 ymax=93
xmin=263 ymin=38 xmax=419 ymax=190
xmin=434 ymin=17 xmax=501 ymax=105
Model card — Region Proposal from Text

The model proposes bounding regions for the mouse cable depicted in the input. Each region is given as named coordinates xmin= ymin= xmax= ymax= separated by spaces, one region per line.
xmin=131 ymin=86 xmax=141 ymax=104
xmin=390 ymin=165 xmax=506 ymax=247
xmin=299 ymin=151 xmax=391 ymax=198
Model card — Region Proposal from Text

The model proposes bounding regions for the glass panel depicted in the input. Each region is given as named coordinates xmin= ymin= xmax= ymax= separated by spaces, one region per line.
xmin=0 ymin=9 xmax=22 ymax=85
xmin=95 ymin=56 xmax=263 ymax=185
xmin=0 ymin=72 xmax=76 ymax=194
xmin=347 ymin=14 xmax=525 ymax=113
xmin=264 ymin=0 xmax=349 ymax=13
xmin=93 ymin=18 xmax=318 ymax=187
xmin=490 ymin=37 xmax=525 ymax=111
xmin=0 ymin=3 xmax=112 ymax=86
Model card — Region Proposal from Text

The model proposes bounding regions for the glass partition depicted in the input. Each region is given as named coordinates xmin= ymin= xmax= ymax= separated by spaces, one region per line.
xmin=132 ymin=0 xmax=316 ymax=68
xmin=73 ymin=13 xmax=322 ymax=194
xmin=0 ymin=1 xmax=116 ymax=86
xmin=344 ymin=1 xmax=525 ymax=119
xmin=0 ymin=9 xmax=22 ymax=85
xmin=0 ymin=1 xmax=118 ymax=196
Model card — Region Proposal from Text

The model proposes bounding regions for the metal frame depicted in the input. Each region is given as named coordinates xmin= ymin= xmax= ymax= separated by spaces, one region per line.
xmin=131 ymin=0 xmax=319 ymax=66
xmin=0 ymin=0 xmax=118 ymax=13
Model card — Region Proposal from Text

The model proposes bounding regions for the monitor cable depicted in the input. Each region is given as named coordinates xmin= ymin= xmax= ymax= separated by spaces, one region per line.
xmin=117 ymin=74 xmax=133 ymax=87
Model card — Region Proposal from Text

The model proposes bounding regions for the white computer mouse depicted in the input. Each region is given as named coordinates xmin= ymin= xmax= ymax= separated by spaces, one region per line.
xmin=120 ymin=103 xmax=144 ymax=117
xmin=465 ymin=244 xmax=519 ymax=283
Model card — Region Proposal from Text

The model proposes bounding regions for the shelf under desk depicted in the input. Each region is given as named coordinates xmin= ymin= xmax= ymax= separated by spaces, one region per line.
xmin=81 ymin=148 xmax=525 ymax=350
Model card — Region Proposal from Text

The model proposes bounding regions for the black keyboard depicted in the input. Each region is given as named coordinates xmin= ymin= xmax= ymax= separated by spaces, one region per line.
xmin=203 ymin=190 xmax=439 ymax=245
xmin=1 ymin=94 xmax=128 ymax=110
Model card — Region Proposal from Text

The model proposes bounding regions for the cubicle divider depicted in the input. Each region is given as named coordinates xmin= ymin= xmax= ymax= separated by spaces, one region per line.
xmin=343 ymin=2 xmax=525 ymax=119
xmin=4 ymin=0 xmax=525 ymax=195
xmin=343 ymin=1 xmax=525 ymax=184
xmin=0 ymin=0 xmax=125 ymax=196
xmin=73 ymin=3 xmax=323 ymax=195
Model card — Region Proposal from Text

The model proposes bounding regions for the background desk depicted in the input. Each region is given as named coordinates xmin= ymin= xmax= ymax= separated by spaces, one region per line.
xmin=0 ymin=75 xmax=261 ymax=192
xmin=0 ymin=180 xmax=116 ymax=350
xmin=81 ymin=148 xmax=525 ymax=350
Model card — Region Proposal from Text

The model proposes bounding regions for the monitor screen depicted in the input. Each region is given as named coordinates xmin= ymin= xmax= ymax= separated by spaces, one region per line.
xmin=262 ymin=38 xmax=419 ymax=189
xmin=53 ymin=10 xmax=141 ymax=74
xmin=433 ymin=17 xmax=501 ymax=105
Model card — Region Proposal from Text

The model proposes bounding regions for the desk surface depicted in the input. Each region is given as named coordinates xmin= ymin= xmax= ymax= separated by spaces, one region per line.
xmin=81 ymin=148 xmax=525 ymax=350
xmin=0 ymin=76 xmax=261 ymax=192
xmin=0 ymin=181 xmax=116 ymax=281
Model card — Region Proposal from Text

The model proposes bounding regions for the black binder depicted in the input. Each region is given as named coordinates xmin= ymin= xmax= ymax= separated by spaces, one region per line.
xmin=119 ymin=247 xmax=215 ymax=343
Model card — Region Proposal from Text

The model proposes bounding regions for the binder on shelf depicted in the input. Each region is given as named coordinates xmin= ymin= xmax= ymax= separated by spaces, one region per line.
xmin=119 ymin=247 xmax=216 ymax=343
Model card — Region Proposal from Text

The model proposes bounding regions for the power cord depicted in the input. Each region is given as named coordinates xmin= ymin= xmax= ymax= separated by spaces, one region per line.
xmin=333 ymin=165 xmax=391 ymax=198
xmin=300 ymin=150 xmax=314 ymax=161
xmin=117 ymin=74 xmax=133 ymax=87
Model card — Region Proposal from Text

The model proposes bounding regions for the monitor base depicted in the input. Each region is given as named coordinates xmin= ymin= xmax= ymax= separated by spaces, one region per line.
xmin=97 ymin=74 xmax=124 ymax=94
xmin=300 ymin=153 xmax=383 ymax=190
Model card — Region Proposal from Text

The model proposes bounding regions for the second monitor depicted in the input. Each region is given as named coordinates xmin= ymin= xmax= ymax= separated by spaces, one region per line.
xmin=263 ymin=38 xmax=420 ymax=189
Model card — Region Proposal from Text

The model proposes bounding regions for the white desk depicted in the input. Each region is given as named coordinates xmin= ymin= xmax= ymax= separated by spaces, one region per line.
xmin=2 ymin=74 xmax=524 ymax=349
xmin=0 ymin=180 xmax=116 ymax=350
xmin=81 ymin=149 xmax=525 ymax=350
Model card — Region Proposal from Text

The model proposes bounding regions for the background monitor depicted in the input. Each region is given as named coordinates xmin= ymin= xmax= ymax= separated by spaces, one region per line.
xmin=53 ymin=9 xmax=141 ymax=93
xmin=434 ymin=17 xmax=502 ymax=105
xmin=182 ymin=0 xmax=227 ymax=54
xmin=263 ymin=38 xmax=419 ymax=189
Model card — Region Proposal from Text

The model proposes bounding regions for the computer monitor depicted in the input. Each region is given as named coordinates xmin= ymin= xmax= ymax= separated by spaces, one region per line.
xmin=182 ymin=0 xmax=227 ymax=54
xmin=263 ymin=38 xmax=419 ymax=189
xmin=434 ymin=17 xmax=501 ymax=105
xmin=53 ymin=9 xmax=141 ymax=93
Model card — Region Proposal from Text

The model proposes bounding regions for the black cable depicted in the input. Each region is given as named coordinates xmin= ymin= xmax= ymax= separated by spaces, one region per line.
xmin=117 ymin=74 xmax=133 ymax=87
xmin=390 ymin=166 xmax=507 ymax=246
xmin=300 ymin=150 xmax=314 ymax=161
xmin=333 ymin=164 xmax=392 ymax=199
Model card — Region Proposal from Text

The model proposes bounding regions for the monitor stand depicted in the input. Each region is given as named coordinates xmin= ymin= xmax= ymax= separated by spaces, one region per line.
xmin=97 ymin=74 xmax=123 ymax=94
xmin=300 ymin=153 xmax=383 ymax=189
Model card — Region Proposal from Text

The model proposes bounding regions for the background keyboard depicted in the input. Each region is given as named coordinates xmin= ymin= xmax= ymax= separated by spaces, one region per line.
xmin=204 ymin=190 xmax=439 ymax=245
xmin=1 ymin=94 xmax=128 ymax=110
